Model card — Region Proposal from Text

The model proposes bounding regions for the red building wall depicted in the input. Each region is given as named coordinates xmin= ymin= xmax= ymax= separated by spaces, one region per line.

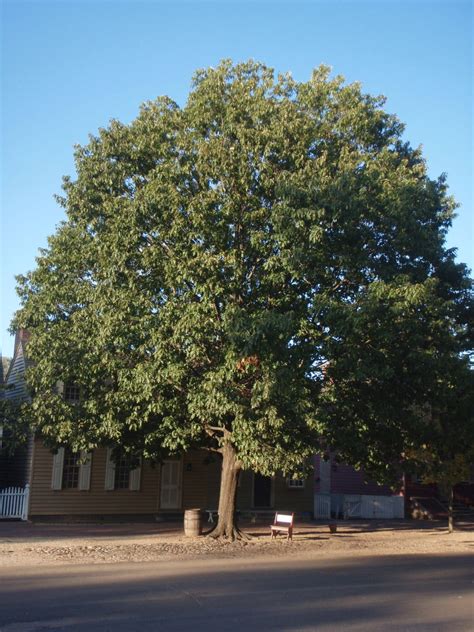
xmin=314 ymin=454 xmax=398 ymax=496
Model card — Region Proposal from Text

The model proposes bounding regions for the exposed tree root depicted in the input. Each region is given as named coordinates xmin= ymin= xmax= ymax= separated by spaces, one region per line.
xmin=207 ymin=524 xmax=252 ymax=541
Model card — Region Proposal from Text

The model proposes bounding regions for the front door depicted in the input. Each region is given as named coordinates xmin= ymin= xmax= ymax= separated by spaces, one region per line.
xmin=253 ymin=473 xmax=272 ymax=508
xmin=160 ymin=460 xmax=182 ymax=509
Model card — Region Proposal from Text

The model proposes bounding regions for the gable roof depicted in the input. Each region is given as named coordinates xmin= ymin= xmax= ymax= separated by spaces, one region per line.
xmin=4 ymin=329 xmax=31 ymax=402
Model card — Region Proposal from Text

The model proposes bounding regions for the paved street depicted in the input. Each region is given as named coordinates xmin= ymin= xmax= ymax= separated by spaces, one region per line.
xmin=1 ymin=553 xmax=473 ymax=631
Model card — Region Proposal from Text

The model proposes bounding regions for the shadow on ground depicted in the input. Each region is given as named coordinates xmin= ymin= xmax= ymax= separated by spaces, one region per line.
xmin=0 ymin=553 xmax=472 ymax=631
xmin=0 ymin=517 xmax=472 ymax=544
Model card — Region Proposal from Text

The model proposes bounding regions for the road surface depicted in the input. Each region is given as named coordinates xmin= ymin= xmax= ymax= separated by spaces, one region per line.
xmin=1 ymin=553 xmax=473 ymax=631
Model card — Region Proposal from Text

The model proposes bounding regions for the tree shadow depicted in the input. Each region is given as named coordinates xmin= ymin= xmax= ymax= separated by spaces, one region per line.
xmin=1 ymin=553 xmax=472 ymax=631
xmin=1 ymin=517 xmax=472 ymax=546
xmin=0 ymin=521 xmax=184 ymax=542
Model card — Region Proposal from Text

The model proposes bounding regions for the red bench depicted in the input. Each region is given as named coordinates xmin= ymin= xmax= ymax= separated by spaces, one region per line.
xmin=270 ymin=512 xmax=294 ymax=541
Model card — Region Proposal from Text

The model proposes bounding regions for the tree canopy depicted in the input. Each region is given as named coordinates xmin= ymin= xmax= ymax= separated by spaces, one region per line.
xmin=14 ymin=60 xmax=473 ymax=537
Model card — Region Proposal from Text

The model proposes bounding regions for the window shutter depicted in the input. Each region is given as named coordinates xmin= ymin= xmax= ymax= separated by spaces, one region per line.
xmin=104 ymin=448 xmax=116 ymax=490
xmin=56 ymin=381 xmax=64 ymax=396
xmin=129 ymin=458 xmax=142 ymax=491
xmin=51 ymin=448 xmax=65 ymax=490
xmin=78 ymin=451 xmax=92 ymax=490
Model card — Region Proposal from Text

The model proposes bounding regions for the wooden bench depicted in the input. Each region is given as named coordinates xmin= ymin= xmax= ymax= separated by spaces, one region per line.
xmin=270 ymin=512 xmax=294 ymax=541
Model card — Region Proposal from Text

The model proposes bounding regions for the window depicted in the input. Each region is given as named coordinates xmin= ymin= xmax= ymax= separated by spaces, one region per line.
xmin=64 ymin=382 xmax=80 ymax=403
xmin=105 ymin=448 xmax=141 ymax=491
xmin=114 ymin=452 xmax=133 ymax=489
xmin=51 ymin=447 xmax=92 ymax=490
xmin=287 ymin=477 xmax=305 ymax=489
xmin=62 ymin=449 xmax=81 ymax=489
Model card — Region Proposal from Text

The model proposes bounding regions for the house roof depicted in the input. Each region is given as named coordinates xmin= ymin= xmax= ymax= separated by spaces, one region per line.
xmin=4 ymin=329 xmax=31 ymax=402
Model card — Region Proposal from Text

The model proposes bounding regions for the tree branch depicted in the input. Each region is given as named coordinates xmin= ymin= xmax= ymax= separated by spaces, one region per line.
xmin=207 ymin=425 xmax=225 ymax=434
xmin=214 ymin=298 xmax=222 ymax=322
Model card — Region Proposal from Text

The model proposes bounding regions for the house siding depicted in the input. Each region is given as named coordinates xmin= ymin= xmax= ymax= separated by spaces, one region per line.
xmin=236 ymin=471 xmax=253 ymax=509
xmin=29 ymin=441 xmax=161 ymax=516
xmin=314 ymin=454 xmax=395 ymax=496
xmin=5 ymin=340 xmax=30 ymax=404
xmin=1 ymin=337 xmax=33 ymax=488
xmin=181 ymin=451 xmax=221 ymax=510
xmin=0 ymin=436 xmax=34 ymax=489
xmin=201 ymin=467 xmax=314 ymax=513
xmin=330 ymin=463 xmax=393 ymax=496
xmin=28 ymin=441 xmax=314 ymax=517
xmin=234 ymin=470 xmax=313 ymax=512
xmin=273 ymin=476 xmax=313 ymax=512
xmin=0 ymin=447 xmax=29 ymax=488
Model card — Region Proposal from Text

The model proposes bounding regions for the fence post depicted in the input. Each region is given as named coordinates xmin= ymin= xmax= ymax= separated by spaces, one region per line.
xmin=21 ymin=484 xmax=30 ymax=521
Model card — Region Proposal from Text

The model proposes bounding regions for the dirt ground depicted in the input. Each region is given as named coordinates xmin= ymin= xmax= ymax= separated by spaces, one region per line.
xmin=1 ymin=518 xmax=473 ymax=567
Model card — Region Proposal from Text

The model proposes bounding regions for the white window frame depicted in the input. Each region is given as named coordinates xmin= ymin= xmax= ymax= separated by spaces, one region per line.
xmin=64 ymin=382 xmax=81 ymax=404
xmin=51 ymin=447 xmax=92 ymax=490
xmin=287 ymin=477 xmax=305 ymax=489
xmin=105 ymin=448 xmax=141 ymax=491
xmin=56 ymin=380 xmax=81 ymax=404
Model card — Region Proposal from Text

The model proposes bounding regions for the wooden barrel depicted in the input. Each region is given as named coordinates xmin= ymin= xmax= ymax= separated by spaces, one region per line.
xmin=184 ymin=509 xmax=202 ymax=536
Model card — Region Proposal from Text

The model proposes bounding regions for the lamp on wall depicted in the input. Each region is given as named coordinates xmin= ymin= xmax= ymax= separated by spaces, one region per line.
xmin=186 ymin=463 xmax=193 ymax=472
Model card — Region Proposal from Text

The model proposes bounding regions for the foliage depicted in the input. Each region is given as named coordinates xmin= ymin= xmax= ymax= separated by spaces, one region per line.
xmin=1 ymin=357 xmax=11 ymax=378
xmin=12 ymin=60 xmax=473 ymax=493
xmin=405 ymin=363 xmax=474 ymax=494
xmin=319 ymin=277 xmax=473 ymax=485
xmin=0 ymin=392 xmax=28 ymax=455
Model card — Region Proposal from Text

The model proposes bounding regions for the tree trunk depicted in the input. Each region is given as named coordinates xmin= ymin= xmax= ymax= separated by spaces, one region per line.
xmin=448 ymin=485 xmax=454 ymax=534
xmin=209 ymin=441 xmax=248 ymax=540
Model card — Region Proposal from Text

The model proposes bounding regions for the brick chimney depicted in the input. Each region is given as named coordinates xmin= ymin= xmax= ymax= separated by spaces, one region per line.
xmin=14 ymin=328 xmax=31 ymax=352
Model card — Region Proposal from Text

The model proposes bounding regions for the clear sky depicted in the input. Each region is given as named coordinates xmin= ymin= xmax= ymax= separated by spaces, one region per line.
xmin=1 ymin=0 xmax=472 ymax=358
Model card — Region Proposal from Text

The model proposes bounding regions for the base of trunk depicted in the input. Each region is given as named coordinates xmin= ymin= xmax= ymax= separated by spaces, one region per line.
xmin=448 ymin=514 xmax=454 ymax=533
xmin=208 ymin=523 xmax=252 ymax=541
xmin=448 ymin=487 xmax=454 ymax=533
xmin=207 ymin=439 xmax=251 ymax=541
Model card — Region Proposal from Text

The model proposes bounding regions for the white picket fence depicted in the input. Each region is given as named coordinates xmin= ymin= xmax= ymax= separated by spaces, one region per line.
xmin=314 ymin=493 xmax=331 ymax=519
xmin=0 ymin=485 xmax=29 ymax=520
xmin=314 ymin=492 xmax=405 ymax=520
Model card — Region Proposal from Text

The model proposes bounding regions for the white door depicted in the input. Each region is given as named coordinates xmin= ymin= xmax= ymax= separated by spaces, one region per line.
xmin=160 ymin=460 xmax=182 ymax=509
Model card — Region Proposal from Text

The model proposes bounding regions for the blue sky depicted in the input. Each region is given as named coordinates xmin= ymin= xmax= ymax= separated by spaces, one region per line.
xmin=1 ymin=0 xmax=472 ymax=358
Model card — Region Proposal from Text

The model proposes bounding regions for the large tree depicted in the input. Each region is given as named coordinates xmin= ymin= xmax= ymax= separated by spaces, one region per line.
xmin=404 ymin=361 xmax=474 ymax=533
xmin=14 ymin=61 xmax=472 ymax=538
